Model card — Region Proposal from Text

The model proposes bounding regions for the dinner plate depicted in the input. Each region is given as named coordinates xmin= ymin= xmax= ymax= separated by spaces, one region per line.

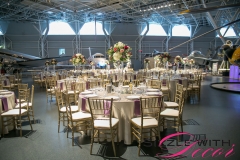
xmin=84 ymin=94 xmax=98 ymax=98
xmin=126 ymin=95 xmax=140 ymax=100
xmin=81 ymin=91 xmax=93 ymax=95
xmin=0 ymin=90 xmax=8 ymax=92
xmin=0 ymin=92 xmax=12 ymax=95
xmin=147 ymin=88 xmax=160 ymax=92
xmin=104 ymin=96 xmax=120 ymax=100
xmin=146 ymin=92 xmax=162 ymax=96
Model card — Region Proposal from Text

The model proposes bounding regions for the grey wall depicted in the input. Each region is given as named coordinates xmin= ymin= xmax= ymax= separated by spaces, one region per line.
xmin=2 ymin=21 xmax=237 ymax=61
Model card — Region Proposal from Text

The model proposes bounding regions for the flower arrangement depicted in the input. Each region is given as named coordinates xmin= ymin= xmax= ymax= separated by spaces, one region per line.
xmin=154 ymin=55 xmax=162 ymax=64
xmin=51 ymin=59 xmax=57 ymax=65
xmin=144 ymin=59 xmax=150 ymax=64
xmin=45 ymin=60 xmax=50 ymax=66
xmin=89 ymin=61 xmax=95 ymax=66
xmin=174 ymin=55 xmax=182 ymax=63
xmin=182 ymin=58 xmax=188 ymax=64
xmin=107 ymin=41 xmax=132 ymax=62
xmin=70 ymin=53 xmax=86 ymax=66
xmin=160 ymin=52 xmax=171 ymax=63
xmin=105 ymin=60 xmax=109 ymax=65
xmin=189 ymin=59 xmax=195 ymax=65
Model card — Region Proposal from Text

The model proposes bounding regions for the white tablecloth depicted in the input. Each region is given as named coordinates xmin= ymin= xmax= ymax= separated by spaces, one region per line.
xmin=78 ymin=92 xmax=163 ymax=145
xmin=0 ymin=91 xmax=16 ymax=134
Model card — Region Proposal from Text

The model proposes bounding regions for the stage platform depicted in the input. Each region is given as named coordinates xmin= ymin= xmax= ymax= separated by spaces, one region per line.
xmin=210 ymin=82 xmax=240 ymax=93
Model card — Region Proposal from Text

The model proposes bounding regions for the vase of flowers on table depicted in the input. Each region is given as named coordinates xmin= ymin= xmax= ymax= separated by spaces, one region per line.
xmin=174 ymin=55 xmax=183 ymax=70
xmin=160 ymin=52 xmax=171 ymax=69
xmin=70 ymin=53 xmax=86 ymax=70
xmin=45 ymin=60 xmax=50 ymax=72
xmin=182 ymin=58 xmax=188 ymax=70
xmin=144 ymin=59 xmax=150 ymax=70
xmin=189 ymin=59 xmax=195 ymax=70
xmin=90 ymin=61 xmax=95 ymax=70
xmin=51 ymin=59 xmax=57 ymax=73
xmin=107 ymin=41 xmax=132 ymax=69
xmin=154 ymin=55 xmax=162 ymax=68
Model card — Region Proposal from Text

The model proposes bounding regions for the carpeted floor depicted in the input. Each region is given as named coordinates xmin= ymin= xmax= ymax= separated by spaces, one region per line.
xmin=0 ymin=75 xmax=240 ymax=160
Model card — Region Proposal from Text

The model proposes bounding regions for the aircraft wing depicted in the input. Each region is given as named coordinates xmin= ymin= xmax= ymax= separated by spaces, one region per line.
xmin=17 ymin=56 xmax=72 ymax=67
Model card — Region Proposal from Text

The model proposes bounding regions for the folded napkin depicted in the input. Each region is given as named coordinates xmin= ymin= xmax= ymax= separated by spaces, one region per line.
xmin=60 ymin=82 xmax=63 ymax=90
xmin=133 ymin=75 xmax=137 ymax=80
xmin=0 ymin=97 xmax=8 ymax=111
xmin=104 ymin=101 xmax=111 ymax=115
xmin=4 ymin=80 xmax=7 ymax=86
xmin=134 ymin=100 xmax=140 ymax=116
xmin=86 ymin=81 xmax=90 ymax=90
xmin=81 ymin=97 xmax=87 ymax=112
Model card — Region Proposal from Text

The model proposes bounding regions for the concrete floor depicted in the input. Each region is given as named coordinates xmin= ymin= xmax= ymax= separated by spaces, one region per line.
xmin=0 ymin=75 xmax=240 ymax=160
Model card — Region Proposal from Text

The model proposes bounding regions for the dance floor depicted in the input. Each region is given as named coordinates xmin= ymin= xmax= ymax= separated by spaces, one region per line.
xmin=211 ymin=82 xmax=240 ymax=93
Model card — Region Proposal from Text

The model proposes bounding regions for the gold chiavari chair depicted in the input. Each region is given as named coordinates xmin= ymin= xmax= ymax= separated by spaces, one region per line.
xmin=87 ymin=97 xmax=119 ymax=157
xmin=45 ymin=77 xmax=57 ymax=102
xmin=65 ymin=94 xmax=91 ymax=146
xmin=160 ymin=90 xmax=185 ymax=139
xmin=1 ymin=88 xmax=33 ymax=137
xmin=160 ymin=78 xmax=170 ymax=101
xmin=164 ymin=83 xmax=184 ymax=109
xmin=131 ymin=96 xmax=163 ymax=156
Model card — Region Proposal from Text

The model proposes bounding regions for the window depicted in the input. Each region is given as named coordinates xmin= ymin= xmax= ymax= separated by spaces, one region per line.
xmin=172 ymin=25 xmax=190 ymax=37
xmin=59 ymin=48 xmax=65 ymax=56
xmin=141 ymin=23 xmax=167 ymax=36
xmin=43 ymin=21 xmax=75 ymax=35
xmin=217 ymin=27 xmax=237 ymax=37
xmin=79 ymin=21 xmax=108 ymax=35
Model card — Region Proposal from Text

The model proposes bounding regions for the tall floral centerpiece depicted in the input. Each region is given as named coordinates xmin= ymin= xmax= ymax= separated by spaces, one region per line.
xmin=160 ymin=52 xmax=171 ymax=69
xmin=182 ymin=58 xmax=188 ymax=70
xmin=107 ymin=41 xmax=132 ymax=69
xmin=174 ymin=55 xmax=182 ymax=70
xmin=144 ymin=59 xmax=150 ymax=70
xmin=51 ymin=58 xmax=57 ymax=73
xmin=70 ymin=53 xmax=86 ymax=70
xmin=154 ymin=55 xmax=162 ymax=68
xmin=189 ymin=59 xmax=195 ymax=70
xmin=45 ymin=60 xmax=50 ymax=72
xmin=89 ymin=61 xmax=95 ymax=70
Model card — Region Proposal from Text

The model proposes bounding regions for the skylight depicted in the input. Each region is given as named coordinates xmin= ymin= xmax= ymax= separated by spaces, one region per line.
xmin=43 ymin=21 xmax=75 ymax=35
xmin=172 ymin=25 xmax=190 ymax=37
xmin=140 ymin=23 xmax=167 ymax=36
xmin=79 ymin=21 xmax=108 ymax=35
xmin=217 ymin=27 xmax=237 ymax=37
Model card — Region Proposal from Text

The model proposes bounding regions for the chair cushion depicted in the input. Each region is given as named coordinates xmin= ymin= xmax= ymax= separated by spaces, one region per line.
xmin=47 ymin=88 xmax=55 ymax=92
xmin=67 ymin=90 xmax=79 ymax=94
xmin=164 ymin=101 xmax=179 ymax=107
xmin=72 ymin=112 xmax=91 ymax=120
xmin=160 ymin=109 xmax=179 ymax=117
xmin=15 ymin=102 xmax=32 ymax=108
xmin=94 ymin=118 xmax=119 ymax=129
xmin=60 ymin=105 xmax=78 ymax=112
xmin=131 ymin=117 xmax=158 ymax=128
xmin=1 ymin=109 xmax=28 ymax=116
xmin=161 ymin=87 xmax=169 ymax=91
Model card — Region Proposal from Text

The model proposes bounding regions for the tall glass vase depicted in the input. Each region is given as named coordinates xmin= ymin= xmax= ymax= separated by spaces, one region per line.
xmin=166 ymin=61 xmax=169 ymax=70
xmin=53 ymin=65 xmax=55 ymax=73
xmin=46 ymin=65 xmax=49 ymax=73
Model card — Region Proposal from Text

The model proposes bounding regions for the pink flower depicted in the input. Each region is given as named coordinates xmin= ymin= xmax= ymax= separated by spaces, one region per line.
xmin=120 ymin=49 xmax=124 ymax=53
xmin=124 ymin=45 xmax=129 ymax=49
xmin=114 ymin=47 xmax=118 ymax=52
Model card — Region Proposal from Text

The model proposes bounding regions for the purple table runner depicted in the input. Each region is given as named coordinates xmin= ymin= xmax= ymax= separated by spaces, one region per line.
xmin=0 ymin=97 xmax=8 ymax=111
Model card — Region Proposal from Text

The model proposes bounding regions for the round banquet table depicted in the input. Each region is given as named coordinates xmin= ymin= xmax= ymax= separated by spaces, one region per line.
xmin=0 ymin=90 xmax=17 ymax=134
xmin=78 ymin=92 xmax=163 ymax=145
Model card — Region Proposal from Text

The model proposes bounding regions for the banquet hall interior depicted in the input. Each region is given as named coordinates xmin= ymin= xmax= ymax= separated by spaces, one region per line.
xmin=0 ymin=0 xmax=240 ymax=160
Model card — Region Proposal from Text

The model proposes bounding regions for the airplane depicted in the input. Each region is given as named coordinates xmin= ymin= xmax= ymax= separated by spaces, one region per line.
xmin=87 ymin=47 xmax=107 ymax=68
xmin=184 ymin=50 xmax=222 ymax=66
